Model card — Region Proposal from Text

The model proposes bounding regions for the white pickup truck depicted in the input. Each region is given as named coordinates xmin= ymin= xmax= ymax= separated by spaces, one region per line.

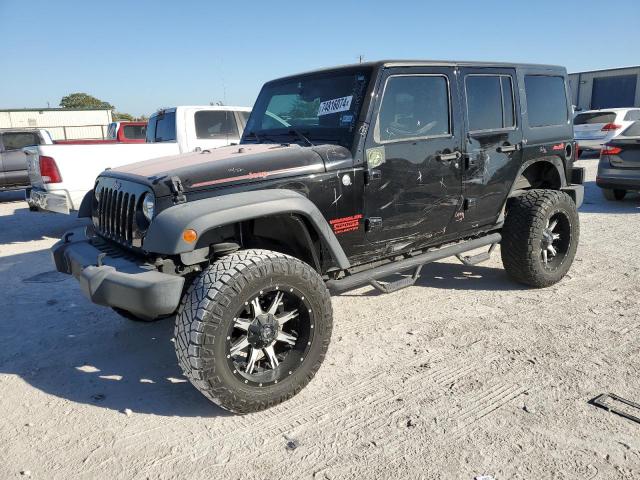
xmin=27 ymin=105 xmax=251 ymax=214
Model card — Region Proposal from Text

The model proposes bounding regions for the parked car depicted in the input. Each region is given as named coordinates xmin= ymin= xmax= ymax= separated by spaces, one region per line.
xmin=26 ymin=106 xmax=250 ymax=214
xmin=0 ymin=128 xmax=53 ymax=196
xmin=597 ymin=121 xmax=640 ymax=200
xmin=53 ymin=121 xmax=148 ymax=145
xmin=52 ymin=60 xmax=583 ymax=414
xmin=574 ymin=108 xmax=640 ymax=154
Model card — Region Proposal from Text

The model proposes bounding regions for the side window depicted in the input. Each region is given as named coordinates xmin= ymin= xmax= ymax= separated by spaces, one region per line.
xmin=624 ymin=110 xmax=640 ymax=121
xmin=240 ymin=111 xmax=251 ymax=124
xmin=154 ymin=112 xmax=176 ymax=142
xmin=375 ymin=75 xmax=450 ymax=143
xmin=465 ymin=75 xmax=515 ymax=132
xmin=1 ymin=132 xmax=40 ymax=150
xmin=195 ymin=111 xmax=239 ymax=139
xmin=524 ymin=75 xmax=568 ymax=127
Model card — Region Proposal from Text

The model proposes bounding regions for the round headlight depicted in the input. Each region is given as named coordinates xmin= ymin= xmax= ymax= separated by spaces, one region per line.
xmin=94 ymin=187 xmax=101 ymax=201
xmin=141 ymin=193 xmax=155 ymax=221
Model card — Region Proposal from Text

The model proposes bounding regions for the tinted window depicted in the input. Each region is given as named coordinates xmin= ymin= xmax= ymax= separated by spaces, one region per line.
xmin=525 ymin=76 xmax=568 ymax=127
xmin=621 ymin=121 xmax=640 ymax=137
xmin=376 ymin=75 xmax=450 ymax=142
xmin=122 ymin=125 xmax=146 ymax=139
xmin=195 ymin=111 xmax=239 ymax=139
xmin=624 ymin=110 xmax=640 ymax=121
xmin=466 ymin=75 xmax=515 ymax=131
xmin=574 ymin=112 xmax=616 ymax=125
xmin=146 ymin=112 xmax=176 ymax=142
xmin=2 ymin=132 xmax=40 ymax=150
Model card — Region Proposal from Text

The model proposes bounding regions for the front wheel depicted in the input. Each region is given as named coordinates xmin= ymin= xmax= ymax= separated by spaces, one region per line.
xmin=174 ymin=249 xmax=332 ymax=414
xmin=501 ymin=189 xmax=579 ymax=288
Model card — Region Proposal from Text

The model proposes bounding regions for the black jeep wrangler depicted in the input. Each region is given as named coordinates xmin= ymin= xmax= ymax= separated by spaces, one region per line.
xmin=53 ymin=61 xmax=584 ymax=413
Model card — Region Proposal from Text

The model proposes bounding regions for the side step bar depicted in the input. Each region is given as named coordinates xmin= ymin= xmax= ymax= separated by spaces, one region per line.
xmin=327 ymin=233 xmax=501 ymax=294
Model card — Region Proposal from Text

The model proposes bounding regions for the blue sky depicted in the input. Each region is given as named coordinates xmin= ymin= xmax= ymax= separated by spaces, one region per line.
xmin=1 ymin=0 xmax=638 ymax=116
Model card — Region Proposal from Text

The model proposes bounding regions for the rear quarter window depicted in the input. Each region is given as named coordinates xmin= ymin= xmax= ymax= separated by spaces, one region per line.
xmin=123 ymin=125 xmax=146 ymax=140
xmin=622 ymin=121 xmax=640 ymax=137
xmin=525 ymin=75 xmax=568 ymax=127
xmin=623 ymin=110 xmax=640 ymax=121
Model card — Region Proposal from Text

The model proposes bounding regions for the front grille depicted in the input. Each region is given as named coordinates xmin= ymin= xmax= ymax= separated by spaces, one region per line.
xmin=97 ymin=187 xmax=136 ymax=243
xmin=93 ymin=177 xmax=151 ymax=249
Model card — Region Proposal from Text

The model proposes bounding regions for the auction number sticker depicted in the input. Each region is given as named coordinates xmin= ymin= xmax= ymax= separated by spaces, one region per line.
xmin=318 ymin=95 xmax=353 ymax=116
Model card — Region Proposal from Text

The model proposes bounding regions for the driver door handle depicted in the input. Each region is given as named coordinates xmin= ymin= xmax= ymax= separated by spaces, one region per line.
xmin=436 ymin=151 xmax=461 ymax=162
xmin=497 ymin=143 xmax=520 ymax=153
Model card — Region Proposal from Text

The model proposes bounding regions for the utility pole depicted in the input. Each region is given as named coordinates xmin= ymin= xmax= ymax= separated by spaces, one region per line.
xmin=358 ymin=55 xmax=364 ymax=64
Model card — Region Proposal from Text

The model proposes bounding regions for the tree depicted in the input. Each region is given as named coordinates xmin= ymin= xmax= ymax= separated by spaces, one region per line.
xmin=112 ymin=111 xmax=134 ymax=121
xmin=59 ymin=92 xmax=113 ymax=110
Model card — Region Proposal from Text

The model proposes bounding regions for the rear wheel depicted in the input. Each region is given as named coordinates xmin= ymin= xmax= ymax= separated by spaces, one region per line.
xmin=501 ymin=189 xmax=579 ymax=288
xmin=174 ymin=249 xmax=332 ymax=414
xmin=602 ymin=188 xmax=626 ymax=201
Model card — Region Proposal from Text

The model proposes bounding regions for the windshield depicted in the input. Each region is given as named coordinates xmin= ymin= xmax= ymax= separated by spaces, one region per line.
xmin=243 ymin=68 xmax=372 ymax=148
xmin=574 ymin=112 xmax=615 ymax=125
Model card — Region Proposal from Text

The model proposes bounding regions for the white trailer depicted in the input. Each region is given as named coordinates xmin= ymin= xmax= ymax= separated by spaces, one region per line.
xmin=0 ymin=108 xmax=113 ymax=141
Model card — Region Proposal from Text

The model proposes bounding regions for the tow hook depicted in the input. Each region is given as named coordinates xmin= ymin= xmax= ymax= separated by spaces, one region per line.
xmin=97 ymin=253 xmax=107 ymax=267
xmin=63 ymin=232 xmax=74 ymax=243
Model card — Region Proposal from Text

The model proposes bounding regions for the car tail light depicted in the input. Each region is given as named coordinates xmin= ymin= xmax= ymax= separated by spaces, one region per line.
xmin=601 ymin=123 xmax=622 ymax=131
xmin=39 ymin=155 xmax=63 ymax=183
xmin=601 ymin=145 xmax=622 ymax=156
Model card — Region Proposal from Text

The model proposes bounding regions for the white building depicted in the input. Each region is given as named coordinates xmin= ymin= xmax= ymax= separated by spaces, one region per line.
xmin=569 ymin=66 xmax=640 ymax=111
xmin=0 ymin=108 xmax=113 ymax=140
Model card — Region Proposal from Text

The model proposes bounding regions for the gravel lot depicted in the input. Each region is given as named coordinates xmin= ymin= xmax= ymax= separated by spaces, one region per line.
xmin=1 ymin=157 xmax=639 ymax=479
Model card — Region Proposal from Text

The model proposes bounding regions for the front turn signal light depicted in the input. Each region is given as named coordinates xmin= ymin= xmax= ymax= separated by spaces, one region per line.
xmin=182 ymin=229 xmax=198 ymax=243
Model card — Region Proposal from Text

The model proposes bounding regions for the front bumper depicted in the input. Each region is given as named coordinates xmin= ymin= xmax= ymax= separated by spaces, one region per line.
xmin=52 ymin=226 xmax=185 ymax=319
xmin=30 ymin=188 xmax=71 ymax=214
xmin=596 ymin=161 xmax=640 ymax=191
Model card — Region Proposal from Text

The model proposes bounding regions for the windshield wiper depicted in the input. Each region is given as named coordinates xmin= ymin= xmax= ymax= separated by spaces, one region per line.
xmin=287 ymin=128 xmax=315 ymax=147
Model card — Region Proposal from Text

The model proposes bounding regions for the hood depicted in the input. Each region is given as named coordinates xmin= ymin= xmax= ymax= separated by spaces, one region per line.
xmin=106 ymin=143 xmax=353 ymax=196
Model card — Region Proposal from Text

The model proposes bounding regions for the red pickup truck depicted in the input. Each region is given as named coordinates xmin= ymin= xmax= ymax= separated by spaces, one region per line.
xmin=54 ymin=121 xmax=147 ymax=145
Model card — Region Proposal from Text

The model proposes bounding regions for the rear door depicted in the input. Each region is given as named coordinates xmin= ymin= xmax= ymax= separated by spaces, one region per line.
xmin=0 ymin=131 xmax=41 ymax=187
xmin=458 ymin=67 xmax=523 ymax=229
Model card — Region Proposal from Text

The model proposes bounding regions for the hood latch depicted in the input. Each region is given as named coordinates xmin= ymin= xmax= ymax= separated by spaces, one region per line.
xmin=168 ymin=176 xmax=186 ymax=204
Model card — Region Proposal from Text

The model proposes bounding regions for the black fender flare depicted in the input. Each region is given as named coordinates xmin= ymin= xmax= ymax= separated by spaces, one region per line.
xmin=508 ymin=156 xmax=567 ymax=198
xmin=78 ymin=190 xmax=93 ymax=218
xmin=143 ymin=189 xmax=351 ymax=269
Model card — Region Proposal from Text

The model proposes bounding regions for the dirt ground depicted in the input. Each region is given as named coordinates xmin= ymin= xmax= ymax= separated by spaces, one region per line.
xmin=0 ymin=157 xmax=639 ymax=479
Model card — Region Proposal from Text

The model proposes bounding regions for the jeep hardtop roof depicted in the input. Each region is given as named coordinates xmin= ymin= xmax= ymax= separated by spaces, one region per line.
xmin=267 ymin=60 xmax=566 ymax=84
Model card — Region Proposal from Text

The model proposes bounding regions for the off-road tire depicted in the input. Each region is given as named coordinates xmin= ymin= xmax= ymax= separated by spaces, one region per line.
xmin=174 ymin=249 xmax=332 ymax=414
xmin=501 ymin=189 xmax=579 ymax=288
xmin=602 ymin=188 xmax=626 ymax=201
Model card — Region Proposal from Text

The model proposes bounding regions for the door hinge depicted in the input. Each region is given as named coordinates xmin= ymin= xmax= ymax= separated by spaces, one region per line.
xmin=464 ymin=198 xmax=477 ymax=210
xmin=364 ymin=169 xmax=382 ymax=185
xmin=365 ymin=217 xmax=383 ymax=231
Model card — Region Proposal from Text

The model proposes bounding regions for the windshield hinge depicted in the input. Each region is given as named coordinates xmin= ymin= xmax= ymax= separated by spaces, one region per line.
xmin=168 ymin=176 xmax=186 ymax=204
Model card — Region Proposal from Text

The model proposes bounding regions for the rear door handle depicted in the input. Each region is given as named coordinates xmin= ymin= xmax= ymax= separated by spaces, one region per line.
xmin=437 ymin=152 xmax=461 ymax=162
xmin=497 ymin=144 xmax=520 ymax=153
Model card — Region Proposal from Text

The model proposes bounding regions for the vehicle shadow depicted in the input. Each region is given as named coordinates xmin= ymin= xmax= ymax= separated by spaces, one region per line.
xmin=0 ymin=247 xmax=230 ymax=418
xmin=0 ymin=190 xmax=28 ymax=203
xmin=579 ymin=181 xmax=640 ymax=215
xmin=0 ymin=198 xmax=90 ymax=244
xmin=339 ymin=259 xmax=527 ymax=297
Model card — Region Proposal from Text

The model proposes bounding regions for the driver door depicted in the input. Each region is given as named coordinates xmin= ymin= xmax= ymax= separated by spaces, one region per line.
xmin=363 ymin=67 xmax=463 ymax=253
